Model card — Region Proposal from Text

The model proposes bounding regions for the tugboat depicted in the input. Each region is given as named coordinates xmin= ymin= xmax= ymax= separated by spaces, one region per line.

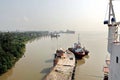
xmin=68 ymin=34 xmax=89 ymax=59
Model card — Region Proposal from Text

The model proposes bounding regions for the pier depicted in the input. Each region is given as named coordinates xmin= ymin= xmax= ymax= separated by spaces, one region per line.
xmin=44 ymin=50 xmax=76 ymax=80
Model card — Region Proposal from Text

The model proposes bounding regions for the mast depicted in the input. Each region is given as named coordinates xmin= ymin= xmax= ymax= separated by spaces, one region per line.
xmin=104 ymin=0 xmax=120 ymax=53
xmin=108 ymin=0 xmax=116 ymax=24
xmin=78 ymin=34 xmax=81 ymax=45
xmin=108 ymin=0 xmax=118 ymax=42
xmin=104 ymin=1 xmax=120 ymax=80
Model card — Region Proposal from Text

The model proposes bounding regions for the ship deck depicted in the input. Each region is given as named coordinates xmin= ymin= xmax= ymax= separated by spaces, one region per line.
xmin=44 ymin=50 xmax=76 ymax=80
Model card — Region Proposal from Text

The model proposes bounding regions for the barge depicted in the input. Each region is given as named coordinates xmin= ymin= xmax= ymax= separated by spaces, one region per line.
xmin=44 ymin=49 xmax=76 ymax=80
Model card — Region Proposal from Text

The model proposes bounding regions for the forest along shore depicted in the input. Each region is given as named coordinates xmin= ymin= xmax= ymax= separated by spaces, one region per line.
xmin=0 ymin=31 xmax=49 ymax=75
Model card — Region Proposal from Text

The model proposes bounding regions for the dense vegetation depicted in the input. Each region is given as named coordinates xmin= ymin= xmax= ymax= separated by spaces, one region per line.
xmin=0 ymin=31 xmax=48 ymax=75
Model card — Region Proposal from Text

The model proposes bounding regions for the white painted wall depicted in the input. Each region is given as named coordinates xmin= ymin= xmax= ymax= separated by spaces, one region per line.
xmin=109 ymin=44 xmax=120 ymax=80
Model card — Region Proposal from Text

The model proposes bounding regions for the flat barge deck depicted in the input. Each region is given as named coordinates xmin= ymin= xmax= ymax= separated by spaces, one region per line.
xmin=44 ymin=50 xmax=76 ymax=80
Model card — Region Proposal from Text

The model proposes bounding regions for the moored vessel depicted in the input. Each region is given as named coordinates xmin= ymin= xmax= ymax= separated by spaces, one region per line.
xmin=44 ymin=48 xmax=76 ymax=80
xmin=103 ymin=0 xmax=120 ymax=80
xmin=68 ymin=34 xmax=89 ymax=59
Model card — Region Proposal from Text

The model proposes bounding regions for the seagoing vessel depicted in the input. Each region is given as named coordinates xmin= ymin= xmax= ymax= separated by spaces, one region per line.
xmin=104 ymin=0 xmax=120 ymax=80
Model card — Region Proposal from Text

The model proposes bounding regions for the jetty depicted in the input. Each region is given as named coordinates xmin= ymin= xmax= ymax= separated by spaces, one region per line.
xmin=44 ymin=50 xmax=76 ymax=80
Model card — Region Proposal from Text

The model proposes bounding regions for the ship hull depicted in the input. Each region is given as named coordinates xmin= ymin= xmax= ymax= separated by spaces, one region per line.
xmin=68 ymin=48 xmax=88 ymax=59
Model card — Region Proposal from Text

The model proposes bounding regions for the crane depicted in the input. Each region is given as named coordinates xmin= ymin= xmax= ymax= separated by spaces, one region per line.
xmin=104 ymin=0 xmax=120 ymax=42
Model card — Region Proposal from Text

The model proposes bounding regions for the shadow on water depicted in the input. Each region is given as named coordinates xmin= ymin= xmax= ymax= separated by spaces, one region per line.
xmin=40 ymin=67 xmax=51 ymax=74
xmin=40 ymin=67 xmax=53 ymax=80
xmin=84 ymin=55 xmax=90 ymax=59
xmin=76 ymin=55 xmax=90 ymax=66
xmin=45 ymin=53 xmax=55 ymax=63
xmin=45 ymin=59 xmax=53 ymax=63
xmin=41 ymin=56 xmax=54 ymax=74
xmin=76 ymin=58 xmax=86 ymax=66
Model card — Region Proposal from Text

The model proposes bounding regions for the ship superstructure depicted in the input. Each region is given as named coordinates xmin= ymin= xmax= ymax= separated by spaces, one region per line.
xmin=104 ymin=0 xmax=120 ymax=80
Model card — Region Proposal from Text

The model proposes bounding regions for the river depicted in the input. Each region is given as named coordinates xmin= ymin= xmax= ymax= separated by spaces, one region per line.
xmin=0 ymin=31 xmax=108 ymax=80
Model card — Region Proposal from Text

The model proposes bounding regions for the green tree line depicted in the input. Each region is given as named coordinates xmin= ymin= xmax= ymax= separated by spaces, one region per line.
xmin=0 ymin=31 xmax=48 ymax=74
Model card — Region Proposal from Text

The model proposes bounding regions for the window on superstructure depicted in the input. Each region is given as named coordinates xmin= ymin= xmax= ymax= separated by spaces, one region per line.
xmin=116 ymin=56 xmax=119 ymax=63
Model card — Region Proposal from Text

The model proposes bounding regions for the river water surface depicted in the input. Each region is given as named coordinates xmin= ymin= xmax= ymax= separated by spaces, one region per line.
xmin=0 ymin=31 xmax=108 ymax=80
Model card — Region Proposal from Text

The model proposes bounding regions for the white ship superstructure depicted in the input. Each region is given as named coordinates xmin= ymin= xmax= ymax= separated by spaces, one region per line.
xmin=104 ymin=0 xmax=120 ymax=80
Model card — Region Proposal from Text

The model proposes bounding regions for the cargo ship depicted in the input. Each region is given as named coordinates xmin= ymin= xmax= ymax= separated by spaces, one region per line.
xmin=103 ymin=0 xmax=120 ymax=80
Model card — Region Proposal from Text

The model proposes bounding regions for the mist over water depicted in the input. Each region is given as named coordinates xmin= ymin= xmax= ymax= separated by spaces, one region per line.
xmin=0 ymin=31 xmax=108 ymax=80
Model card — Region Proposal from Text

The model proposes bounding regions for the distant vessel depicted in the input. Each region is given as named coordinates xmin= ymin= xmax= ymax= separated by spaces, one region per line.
xmin=68 ymin=34 xmax=89 ymax=59
xmin=50 ymin=33 xmax=60 ymax=38
xmin=104 ymin=0 xmax=120 ymax=80
xmin=60 ymin=29 xmax=75 ymax=34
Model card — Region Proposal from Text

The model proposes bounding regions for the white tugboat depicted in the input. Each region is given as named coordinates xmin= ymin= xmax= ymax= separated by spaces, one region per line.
xmin=104 ymin=0 xmax=120 ymax=80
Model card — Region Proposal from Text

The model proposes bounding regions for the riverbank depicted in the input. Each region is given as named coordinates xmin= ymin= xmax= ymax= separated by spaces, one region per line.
xmin=0 ymin=31 xmax=49 ymax=75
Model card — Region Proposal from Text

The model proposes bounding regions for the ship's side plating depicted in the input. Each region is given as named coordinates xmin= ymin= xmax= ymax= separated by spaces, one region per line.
xmin=104 ymin=0 xmax=120 ymax=80
xmin=109 ymin=44 xmax=120 ymax=80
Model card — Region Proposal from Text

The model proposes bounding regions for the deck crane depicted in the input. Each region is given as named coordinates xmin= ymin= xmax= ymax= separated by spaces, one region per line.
xmin=104 ymin=0 xmax=120 ymax=80
xmin=104 ymin=0 xmax=120 ymax=53
xmin=104 ymin=0 xmax=120 ymax=42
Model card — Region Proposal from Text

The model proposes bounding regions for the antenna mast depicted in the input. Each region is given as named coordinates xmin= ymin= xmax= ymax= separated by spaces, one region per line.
xmin=78 ymin=34 xmax=81 ymax=45
xmin=104 ymin=0 xmax=120 ymax=53
xmin=104 ymin=0 xmax=119 ymax=42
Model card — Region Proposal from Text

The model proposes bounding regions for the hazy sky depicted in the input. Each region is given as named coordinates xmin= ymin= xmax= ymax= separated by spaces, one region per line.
xmin=0 ymin=0 xmax=120 ymax=31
